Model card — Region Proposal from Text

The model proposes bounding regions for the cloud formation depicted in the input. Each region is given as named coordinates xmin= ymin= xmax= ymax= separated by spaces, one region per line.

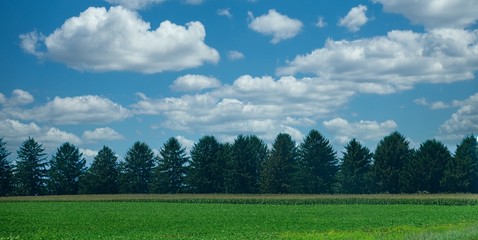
xmin=323 ymin=117 xmax=397 ymax=144
xmin=373 ymin=0 xmax=478 ymax=29
xmin=0 ymin=89 xmax=34 ymax=107
xmin=248 ymin=9 xmax=303 ymax=44
xmin=105 ymin=0 xmax=165 ymax=10
xmin=3 ymin=95 xmax=131 ymax=125
xmin=171 ymin=74 xmax=221 ymax=92
xmin=338 ymin=5 xmax=368 ymax=32
xmin=277 ymin=29 xmax=478 ymax=93
xmin=20 ymin=6 xmax=219 ymax=73
xmin=227 ymin=50 xmax=245 ymax=61
xmin=83 ymin=127 xmax=125 ymax=141
xmin=440 ymin=93 xmax=478 ymax=140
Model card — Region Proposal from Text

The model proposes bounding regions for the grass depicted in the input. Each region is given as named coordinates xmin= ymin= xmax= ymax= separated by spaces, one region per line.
xmin=1 ymin=194 xmax=478 ymax=239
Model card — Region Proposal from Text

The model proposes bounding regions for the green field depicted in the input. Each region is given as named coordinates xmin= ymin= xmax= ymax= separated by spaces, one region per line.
xmin=1 ymin=195 xmax=478 ymax=239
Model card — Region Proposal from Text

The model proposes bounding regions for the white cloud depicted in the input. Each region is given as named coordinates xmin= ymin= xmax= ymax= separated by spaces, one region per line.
xmin=338 ymin=5 xmax=368 ymax=32
xmin=80 ymin=148 xmax=98 ymax=158
xmin=217 ymin=8 xmax=232 ymax=18
xmin=373 ymin=0 xmax=478 ymax=29
xmin=184 ymin=0 xmax=204 ymax=5
xmin=105 ymin=0 xmax=165 ymax=10
xmin=176 ymin=135 xmax=195 ymax=153
xmin=248 ymin=9 xmax=303 ymax=44
xmin=0 ymin=119 xmax=81 ymax=151
xmin=4 ymin=95 xmax=131 ymax=125
xmin=316 ymin=16 xmax=327 ymax=28
xmin=227 ymin=50 xmax=245 ymax=61
xmin=83 ymin=127 xmax=125 ymax=141
xmin=0 ymin=89 xmax=34 ymax=107
xmin=414 ymin=97 xmax=450 ymax=110
xmin=171 ymin=74 xmax=221 ymax=92
xmin=439 ymin=93 xmax=478 ymax=140
xmin=277 ymin=29 xmax=478 ymax=94
xmin=19 ymin=31 xmax=44 ymax=58
xmin=20 ymin=6 xmax=219 ymax=73
xmin=323 ymin=117 xmax=398 ymax=144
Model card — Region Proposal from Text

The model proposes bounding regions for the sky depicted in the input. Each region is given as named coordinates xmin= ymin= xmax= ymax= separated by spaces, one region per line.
xmin=1 ymin=0 xmax=477 ymax=162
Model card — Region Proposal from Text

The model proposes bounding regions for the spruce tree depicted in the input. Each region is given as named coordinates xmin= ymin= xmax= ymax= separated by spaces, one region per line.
xmin=48 ymin=142 xmax=86 ymax=195
xmin=0 ymin=138 xmax=14 ymax=196
xmin=339 ymin=139 xmax=373 ymax=194
xmin=441 ymin=135 xmax=478 ymax=193
xmin=372 ymin=131 xmax=412 ymax=193
xmin=120 ymin=142 xmax=155 ymax=193
xmin=154 ymin=137 xmax=189 ymax=193
xmin=15 ymin=137 xmax=47 ymax=196
xmin=188 ymin=136 xmax=224 ymax=193
xmin=80 ymin=146 xmax=119 ymax=194
xmin=296 ymin=130 xmax=338 ymax=193
xmin=260 ymin=133 xmax=297 ymax=193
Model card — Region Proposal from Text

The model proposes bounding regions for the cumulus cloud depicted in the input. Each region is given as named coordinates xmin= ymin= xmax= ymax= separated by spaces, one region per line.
xmin=227 ymin=50 xmax=245 ymax=61
xmin=3 ymin=95 xmax=131 ymax=125
xmin=217 ymin=8 xmax=232 ymax=18
xmin=83 ymin=127 xmax=125 ymax=141
xmin=414 ymin=97 xmax=450 ymax=110
xmin=0 ymin=89 xmax=34 ymax=107
xmin=105 ymin=0 xmax=165 ymax=10
xmin=171 ymin=74 xmax=221 ymax=92
xmin=316 ymin=16 xmax=327 ymax=28
xmin=338 ymin=5 xmax=368 ymax=32
xmin=439 ymin=93 xmax=478 ymax=140
xmin=176 ymin=135 xmax=195 ymax=153
xmin=373 ymin=0 xmax=478 ymax=29
xmin=20 ymin=6 xmax=219 ymax=73
xmin=323 ymin=117 xmax=398 ymax=144
xmin=0 ymin=119 xmax=81 ymax=151
xmin=277 ymin=29 xmax=478 ymax=94
xmin=248 ymin=9 xmax=303 ymax=44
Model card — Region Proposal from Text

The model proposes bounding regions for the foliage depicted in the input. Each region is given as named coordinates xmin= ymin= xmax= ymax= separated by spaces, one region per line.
xmin=339 ymin=139 xmax=373 ymax=194
xmin=225 ymin=135 xmax=268 ymax=193
xmin=0 ymin=138 xmax=13 ymax=196
xmin=296 ymin=130 xmax=338 ymax=193
xmin=154 ymin=137 xmax=189 ymax=193
xmin=80 ymin=146 xmax=119 ymax=194
xmin=120 ymin=142 xmax=155 ymax=193
xmin=260 ymin=133 xmax=297 ymax=193
xmin=15 ymin=137 xmax=47 ymax=196
xmin=48 ymin=142 xmax=86 ymax=195
xmin=441 ymin=135 xmax=478 ymax=193
xmin=188 ymin=136 xmax=225 ymax=193
xmin=372 ymin=131 xmax=412 ymax=193
xmin=1 ymin=198 xmax=478 ymax=239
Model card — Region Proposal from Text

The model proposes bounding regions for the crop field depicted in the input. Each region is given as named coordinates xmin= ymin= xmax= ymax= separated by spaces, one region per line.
xmin=1 ymin=194 xmax=478 ymax=239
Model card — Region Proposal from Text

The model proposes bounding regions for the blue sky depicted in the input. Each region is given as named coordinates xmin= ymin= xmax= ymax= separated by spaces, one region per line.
xmin=1 ymin=0 xmax=477 ymax=161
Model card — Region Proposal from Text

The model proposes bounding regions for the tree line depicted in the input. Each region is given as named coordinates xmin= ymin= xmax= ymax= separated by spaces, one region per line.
xmin=0 ymin=130 xmax=477 ymax=196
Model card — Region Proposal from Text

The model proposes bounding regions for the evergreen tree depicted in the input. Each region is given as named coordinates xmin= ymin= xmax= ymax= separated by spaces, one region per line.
xmin=372 ymin=131 xmax=412 ymax=193
xmin=339 ymin=139 xmax=373 ymax=194
xmin=0 ymin=138 xmax=14 ymax=196
xmin=80 ymin=146 xmax=119 ymax=194
xmin=188 ymin=136 xmax=224 ymax=193
xmin=15 ymin=137 xmax=47 ymax=196
xmin=225 ymin=135 xmax=268 ymax=193
xmin=402 ymin=139 xmax=451 ymax=193
xmin=120 ymin=142 xmax=155 ymax=193
xmin=260 ymin=133 xmax=297 ymax=193
xmin=296 ymin=130 xmax=338 ymax=193
xmin=48 ymin=142 xmax=86 ymax=195
xmin=154 ymin=137 xmax=189 ymax=193
xmin=441 ymin=135 xmax=478 ymax=193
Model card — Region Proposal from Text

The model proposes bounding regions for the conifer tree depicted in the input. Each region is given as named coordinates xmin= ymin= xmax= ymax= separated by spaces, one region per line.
xmin=154 ymin=137 xmax=189 ymax=193
xmin=188 ymin=136 xmax=224 ymax=193
xmin=15 ymin=137 xmax=47 ymax=196
xmin=120 ymin=141 xmax=155 ymax=193
xmin=48 ymin=142 xmax=86 ymax=195
xmin=0 ymin=138 xmax=14 ymax=196
xmin=80 ymin=146 xmax=119 ymax=194
xmin=339 ymin=139 xmax=372 ymax=194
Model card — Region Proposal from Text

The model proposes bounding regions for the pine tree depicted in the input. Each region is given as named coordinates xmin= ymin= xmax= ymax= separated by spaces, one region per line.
xmin=15 ymin=137 xmax=47 ymax=196
xmin=296 ymin=130 xmax=338 ymax=193
xmin=80 ymin=146 xmax=119 ymax=194
xmin=339 ymin=139 xmax=373 ymax=194
xmin=441 ymin=135 xmax=478 ymax=193
xmin=48 ymin=142 xmax=86 ymax=195
xmin=225 ymin=135 xmax=268 ymax=193
xmin=188 ymin=136 xmax=224 ymax=193
xmin=403 ymin=139 xmax=451 ymax=193
xmin=372 ymin=131 xmax=412 ymax=193
xmin=260 ymin=133 xmax=297 ymax=193
xmin=120 ymin=142 xmax=155 ymax=193
xmin=0 ymin=138 xmax=14 ymax=196
xmin=154 ymin=137 xmax=189 ymax=193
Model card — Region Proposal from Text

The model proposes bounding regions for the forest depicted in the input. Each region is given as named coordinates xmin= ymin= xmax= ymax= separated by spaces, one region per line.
xmin=0 ymin=130 xmax=477 ymax=196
